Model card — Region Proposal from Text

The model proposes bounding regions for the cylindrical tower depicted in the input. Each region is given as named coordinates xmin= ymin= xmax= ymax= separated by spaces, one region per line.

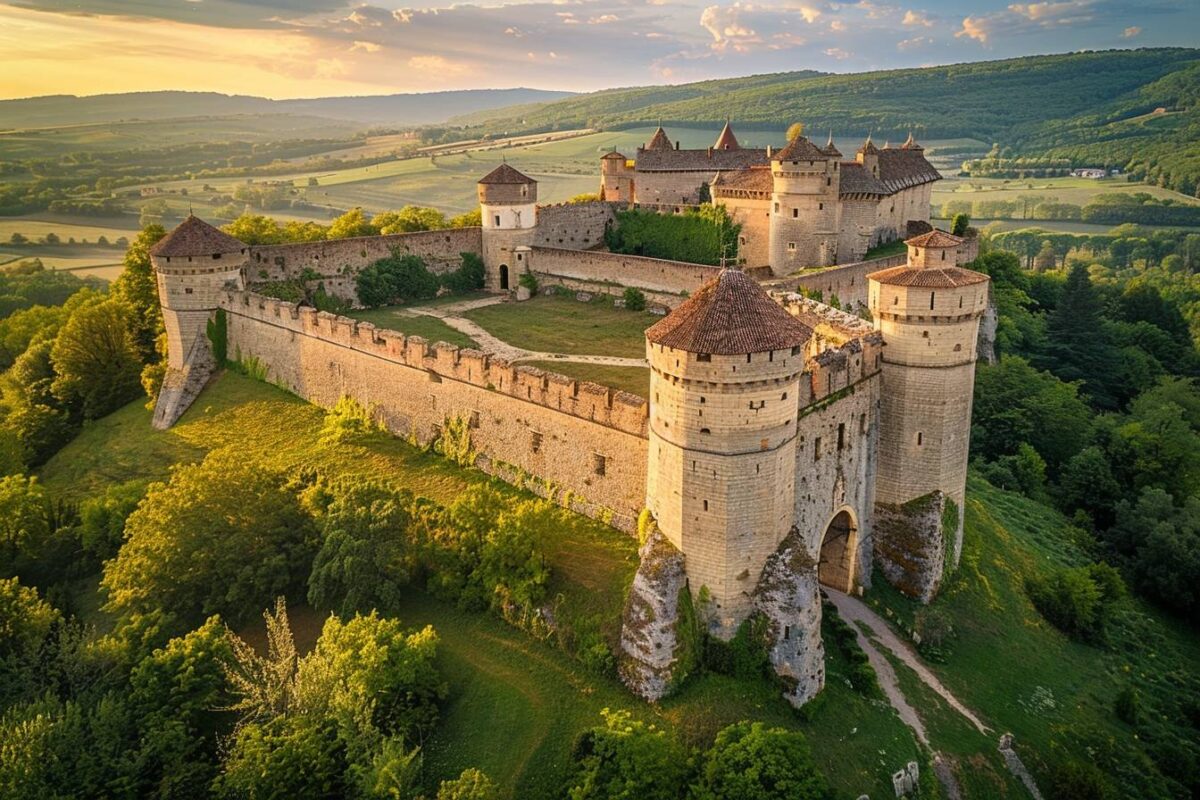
xmin=645 ymin=270 xmax=812 ymax=635
xmin=867 ymin=230 xmax=989 ymax=568
xmin=599 ymin=151 xmax=632 ymax=204
xmin=478 ymin=163 xmax=538 ymax=292
xmin=150 ymin=215 xmax=248 ymax=372
xmin=768 ymin=134 xmax=841 ymax=270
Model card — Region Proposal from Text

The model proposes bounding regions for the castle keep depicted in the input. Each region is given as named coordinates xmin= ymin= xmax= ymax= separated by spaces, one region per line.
xmin=150 ymin=147 xmax=987 ymax=708
xmin=600 ymin=124 xmax=941 ymax=267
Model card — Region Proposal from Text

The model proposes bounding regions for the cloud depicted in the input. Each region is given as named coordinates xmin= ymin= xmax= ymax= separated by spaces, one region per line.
xmin=589 ymin=13 xmax=618 ymax=23
xmin=897 ymin=35 xmax=931 ymax=50
xmin=902 ymin=9 xmax=932 ymax=27
xmin=824 ymin=46 xmax=851 ymax=59
xmin=1123 ymin=25 xmax=1141 ymax=37
xmin=956 ymin=0 xmax=1185 ymax=46
xmin=349 ymin=40 xmax=380 ymax=52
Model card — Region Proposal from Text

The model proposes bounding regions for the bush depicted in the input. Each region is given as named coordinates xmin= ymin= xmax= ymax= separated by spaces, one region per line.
xmin=1114 ymin=684 xmax=1140 ymax=725
xmin=441 ymin=252 xmax=485 ymax=295
xmin=355 ymin=253 xmax=439 ymax=307
xmin=566 ymin=709 xmax=689 ymax=800
xmin=692 ymin=721 xmax=826 ymax=800
xmin=518 ymin=271 xmax=538 ymax=296
xmin=1027 ymin=562 xmax=1125 ymax=642
xmin=622 ymin=286 xmax=647 ymax=311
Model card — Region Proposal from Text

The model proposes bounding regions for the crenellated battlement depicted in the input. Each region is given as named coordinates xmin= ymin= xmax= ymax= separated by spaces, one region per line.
xmin=220 ymin=289 xmax=650 ymax=438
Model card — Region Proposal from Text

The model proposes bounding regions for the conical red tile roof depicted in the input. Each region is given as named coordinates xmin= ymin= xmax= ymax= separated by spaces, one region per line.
xmin=713 ymin=121 xmax=740 ymax=150
xmin=645 ymin=126 xmax=673 ymax=151
xmin=149 ymin=215 xmax=246 ymax=258
xmin=478 ymin=163 xmax=535 ymax=184
xmin=646 ymin=270 xmax=812 ymax=355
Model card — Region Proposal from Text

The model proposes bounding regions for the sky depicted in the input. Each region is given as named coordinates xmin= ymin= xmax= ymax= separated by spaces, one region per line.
xmin=0 ymin=0 xmax=1197 ymax=99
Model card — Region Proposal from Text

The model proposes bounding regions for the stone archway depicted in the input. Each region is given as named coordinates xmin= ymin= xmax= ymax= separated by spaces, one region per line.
xmin=818 ymin=509 xmax=858 ymax=593
xmin=499 ymin=264 xmax=510 ymax=291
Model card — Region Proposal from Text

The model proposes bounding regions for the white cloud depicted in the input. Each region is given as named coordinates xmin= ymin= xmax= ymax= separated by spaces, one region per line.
xmin=349 ymin=39 xmax=380 ymax=52
xmin=897 ymin=34 xmax=930 ymax=50
xmin=1123 ymin=25 xmax=1141 ymax=37
xmin=589 ymin=13 xmax=619 ymax=23
xmin=824 ymin=46 xmax=851 ymax=58
xmin=902 ymin=9 xmax=932 ymax=27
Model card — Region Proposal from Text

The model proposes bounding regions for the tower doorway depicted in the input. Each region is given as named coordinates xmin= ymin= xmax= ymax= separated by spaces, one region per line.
xmin=499 ymin=264 xmax=510 ymax=291
xmin=818 ymin=509 xmax=858 ymax=593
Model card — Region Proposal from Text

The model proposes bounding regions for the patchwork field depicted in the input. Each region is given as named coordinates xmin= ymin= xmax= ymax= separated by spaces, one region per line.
xmin=934 ymin=174 xmax=1200 ymax=210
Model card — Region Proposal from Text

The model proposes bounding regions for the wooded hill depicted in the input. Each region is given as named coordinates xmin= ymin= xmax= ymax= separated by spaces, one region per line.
xmin=451 ymin=48 xmax=1200 ymax=195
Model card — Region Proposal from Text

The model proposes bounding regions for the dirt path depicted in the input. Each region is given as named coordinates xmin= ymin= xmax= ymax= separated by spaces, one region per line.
xmin=405 ymin=297 xmax=649 ymax=368
xmin=826 ymin=589 xmax=990 ymax=735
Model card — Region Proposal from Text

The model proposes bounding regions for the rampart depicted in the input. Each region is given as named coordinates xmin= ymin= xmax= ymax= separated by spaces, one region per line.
xmin=219 ymin=289 xmax=648 ymax=529
xmin=532 ymin=201 xmax=619 ymax=250
xmin=766 ymin=254 xmax=907 ymax=310
xmin=245 ymin=227 xmax=484 ymax=302
xmin=527 ymin=246 xmax=720 ymax=305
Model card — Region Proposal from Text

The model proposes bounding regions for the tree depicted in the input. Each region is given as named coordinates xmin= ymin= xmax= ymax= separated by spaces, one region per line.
xmin=951 ymin=212 xmax=971 ymax=236
xmin=50 ymin=299 xmax=143 ymax=419
xmin=77 ymin=479 xmax=147 ymax=564
xmin=0 ymin=577 xmax=61 ymax=705
xmin=691 ymin=722 xmax=826 ymax=800
xmin=480 ymin=500 xmax=552 ymax=612
xmin=375 ymin=206 xmax=447 ymax=234
xmin=1106 ymin=488 xmax=1200 ymax=616
xmin=623 ymin=287 xmax=647 ymax=311
xmin=1058 ymin=446 xmax=1121 ymax=526
xmin=327 ymin=208 xmax=377 ymax=240
xmin=111 ymin=224 xmax=166 ymax=363
xmin=0 ymin=475 xmax=51 ymax=570
xmin=567 ymin=709 xmax=690 ymax=800
xmin=223 ymin=214 xmax=284 ymax=246
xmin=449 ymin=209 xmax=482 ymax=228
xmin=307 ymin=479 xmax=414 ymax=617
xmin=1027 ymin=563 xmax=1125 ymax=642
xmin=101 ymin=453 xmax=317 ymax=631
xmin=785 ymin=122 xmax=804 ymax=142
xmin=1040 ymin=263 xmax=1119 ymax=408
xmin=439 ymin=768 xmax=499 ymax=800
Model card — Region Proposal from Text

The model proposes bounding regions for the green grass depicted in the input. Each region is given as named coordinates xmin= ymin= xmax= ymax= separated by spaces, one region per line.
xmin=934 ymin=174 xmax=1199 ymax=209
xmin=861 ymin=475 xmax=1200 ymax=798
xmin=345 ymin=307 xmax=479 ymax=348
xmin=864 ymin=239 xmax=908 ymax=260
xmin=522 ymin=360 xmax=650 ymax=398
xmin=464 ymin=295 xmax=654 ymax=358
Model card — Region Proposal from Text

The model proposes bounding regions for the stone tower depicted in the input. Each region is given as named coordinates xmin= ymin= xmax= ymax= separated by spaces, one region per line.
xmin=599 ymin=151 xmax=633 ymax=204
xmin=867 ymin=230 xmax=990 ymax=600
xmin=856 ymin=135 xmax=880 ymax=179
xmin=644 ymin=270 xmax=813 ymax=635
xmin=478 ymin=163 xmax=538 ymax=292
xmin=149 ymin=215 xmax=247 ymax=429
xmin=768 ymin=134 xmax=841 ymax=270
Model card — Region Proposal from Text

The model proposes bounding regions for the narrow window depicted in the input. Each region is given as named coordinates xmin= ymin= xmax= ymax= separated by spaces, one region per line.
xmin=703 ymin=500 xmax=709 ymax=511
xmin=960 ymin=296 xmax=964 ymax=309
xmin=784 ymin=625 xmax=791 ymax=640
xmin=184 ymin=287 xmax=193 ymax=294
xmin=792 ymin=208 xmax=798 ymax=218
xmin=746 ymin=354 xmax=752 ymax=364
xmin=788 ymin=242 xmax=797 ymax=252
xmin=696 ymin=353 xmax=711 ymax=362
xmin=493 ymin=214 xmax=501 ymax=226
xmin=818 ymin=203 xmax=824 ymax=210
xmin=930 ymin=292 xmax=936 ymax=310
xmin=593 ymin=454 xmax=606 ymax=476
xmin=814 ymin=437 xmax=822 ymax=461
xmin=917 ymin=432 xmax=923 ymax=446
xmin=531 ymin=431 xmax=543 ymax=453
xmin=700 ymin=427 xmax=711 ymax=434
xmin=838 ymin=422 xmax=845 ymax=450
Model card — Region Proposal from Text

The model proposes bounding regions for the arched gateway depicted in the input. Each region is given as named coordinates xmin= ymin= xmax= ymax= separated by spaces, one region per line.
xmin=818 ymin=509 xmax=858 ymax=593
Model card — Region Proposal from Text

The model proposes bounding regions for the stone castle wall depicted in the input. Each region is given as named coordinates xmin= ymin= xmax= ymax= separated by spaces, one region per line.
xmin=245 ymin=227 xmax=484 ymax=302
xmin=765 ymin=254 xmax=907 ymax=310
xmin=532 ymin=201 xmax=619 ymax=250
xmin=219 ymin=289 xmax=649 ymax=529
xmin=633 ymin=171 xmax=713 ymax=208
xmin=527 ymin=246 xmax=720 ymax=298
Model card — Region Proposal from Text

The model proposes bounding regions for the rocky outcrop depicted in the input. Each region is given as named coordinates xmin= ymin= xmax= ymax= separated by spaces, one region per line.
xmin=152 ymin=332 xmax=215 ymax=430
xmin=874 ymin=491 xmax=950 ymax=603
xmin=618 ymin=529 xmax=693 ymax=702
xmin=753 ymin=527 xmax=825 ymax=707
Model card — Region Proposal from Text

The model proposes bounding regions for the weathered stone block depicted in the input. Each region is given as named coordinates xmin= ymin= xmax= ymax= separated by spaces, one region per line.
xmin=874 ymin=492 xmax=949 ymax=603
xmin=618 ymin=528 xmax=692 ymax=702
xmin=753 ymin=527 xmax=825 ymax=707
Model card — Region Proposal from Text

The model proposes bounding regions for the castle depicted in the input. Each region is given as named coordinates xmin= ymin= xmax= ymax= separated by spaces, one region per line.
xmin=599 ymin=124 xmax=942 ymax=268
xmin=149 ymin=138 xmax=987 ymax=707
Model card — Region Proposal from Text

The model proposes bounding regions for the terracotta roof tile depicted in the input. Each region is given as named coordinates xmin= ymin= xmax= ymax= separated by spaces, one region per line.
xmin=773 ymin=135 xmax=828 ymax=162
xmin=645 ymin=126 xmax=673 ymax=151
xmin=838 ymin=162 xmax=887 ymax=196
xmin=646 ymin=269 xmax=813 ymax=354
xmin=858 ymin=137 xmax=880 ymax=155
xmin=867 ymin=264 xmax=989 ymax=289
xmin=150 ymin=215 xmax=246 ymax=257
xmin=711 ymin=167 xmax=773 ymax=194
xmin=876 ymin=149 xmax=941 ymax=192
xmin=905 ymin=229 xmax=963 ymax=248
xmin=478 ymin=163 xmax=536 ymax=184
xmin=713 ymin=121 xmax=740 ymax=150
xmin=601 ymin=150 xmax=627 ymax=160
xmin=635 ymin=147 xmax=769 ymax=172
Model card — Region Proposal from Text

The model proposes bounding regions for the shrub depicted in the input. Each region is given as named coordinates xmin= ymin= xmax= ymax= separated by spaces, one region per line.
xmin=1027 ymin=562 xmax=1125 ymax=642
xmin=1114 ymin=684 xmax=1140 ymax=725
xmin=566 ymin=709 xmax=689 ymax=800
xmin=355 ymin=253 xmax=439 ymax=307
xmin=441 ymin=252 xmax=486 ymax=295
xmin=518 ymin=271 xmax=538 ymax=296
xmin=692 ymin=721 xmax=826 ymax=800
xmin=622 ymin=286 xmax=647 ymax=311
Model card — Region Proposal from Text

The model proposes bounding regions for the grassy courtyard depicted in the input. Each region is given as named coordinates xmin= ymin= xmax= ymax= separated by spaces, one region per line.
xmin=523 ymin=360 xmax=650 ymax=398
xmin=345 ymin=307 xmax=479 ymax=349
xmin=463 ymin=294 xmax=655 ymax=359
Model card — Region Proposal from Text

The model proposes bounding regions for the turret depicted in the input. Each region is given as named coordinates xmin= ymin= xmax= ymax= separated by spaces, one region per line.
xmin=644 ymin=270 xmax=812 ymax=634
xmin=149 ymin=215 xmax=247 ymax=428
xmin=478 ymin=163 xmax=538 ymax=292
xmin=856 ymin=134 xmax=880 ymax=178
xmin=768 ymin=134 xmax=841 ymax=269
xmin=867 ymin=230 xmax=990 ymax=600
xmin=599 ymin=150 xmax=633 ymax=204
xmin=713 ymin=120 xmax=740 ymax=151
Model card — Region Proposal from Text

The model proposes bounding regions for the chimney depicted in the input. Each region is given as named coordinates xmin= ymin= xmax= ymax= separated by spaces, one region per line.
xmin=675 ymin=140 xmax=680 ymax=150
xmin=766 ymin=145 xmax=773 ymax=158
xmin=707 ymin=147 xmax=713 ymax=158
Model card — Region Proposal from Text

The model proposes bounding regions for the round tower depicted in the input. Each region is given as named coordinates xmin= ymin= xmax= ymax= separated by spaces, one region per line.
xmin=150 ymin=215 xmax=248 ymax=372
xmin=867 ymin=230 xmax=990 ymax=573
xmin=599 ymin=150 xmax=632 ymax=204
xmin=478 ymin=163 xmax=538 ymax=292
xmin=645 ymin=270 xmax=812 ymax=635
xmin=768 ymin=134 xmax=840 ymax=270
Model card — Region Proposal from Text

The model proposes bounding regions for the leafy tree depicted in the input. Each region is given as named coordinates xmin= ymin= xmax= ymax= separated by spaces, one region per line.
xmin=479 ymin=500 xmax=552 ymax=612
xmin=0 ymin=577 xmax=61 ymax=704
xmin=223 ymin=213 xmax=285 ymax=245
xmin=327 ymin=207 xmax=377 ymax=240
xmin=567 ymin=708 xmax=690 ymax=800
xmin=355 ymin=253 xmax=439 ymax=307
xmin=77 ymin=479 xmax=147 ymax=564
xmin=0 ymin=475 xmax=51 ymax=570
xmin=1027 ymin=562 xmax=1125 ymax=642
xmin=1106 ymin=487 xmax=1200 ymax=616
xmin=375 ymin=205 xmax=447 ymax=234
xmin=449 ymin=209 xmax=482 ymax=228
xmin=1058 ymin=446 xmax=1121 ymax=526
xmin=307 ymin=479 xmax=414 ymax=617
xmin=3 ymin=400 xmax=75 ymax=467
xmin=111 ymin=224 xmax=166 ymax=362
xmin=951 ymin=212 xmax=971 ymax=236
xmin=50 ymin=299 xmax=143 ymax=419
xmin=439 ymin=768 xmax=499 ymax=800
xmin=690 ymin=722 xmax=826 ymax=800
xmin=441 ymin=252 xmax=485 ymax=295
xmin=1111 ymin=392 xmax=1200 ymax=498
xmin=215 ymin=713 xmax=351 ymax=800
xmin=102 ymin=453 xmax=317 ymax=631
xmin=623 ymin=286 xmax=647 ymax=311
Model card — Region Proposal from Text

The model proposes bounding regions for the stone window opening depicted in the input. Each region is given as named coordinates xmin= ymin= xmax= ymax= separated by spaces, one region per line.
xmin=750 ymin=400 xmax=765 ymax=411
xmin=700 ymin=427 xmax=711 ymax=434
xmin=930 ymin=292 xmax=936 ymax=310
xmin=791 ymin=346 xmax=801 ymax=356
xmin=814 ymin=437 xmax=822 ymax=461
xmin=184 ymin=287 xmax=193 ymax=294
xmin=837 ymin=422 xmax=845 ymax=450
xmin=697 ymin=353 xmax=711 ymax=362
xmin=788 ymin=242 xmax=797 ymax=252
xmin=531 ymin=431 xmax=543 ymax=453
xmin=792 ymin=208 xmax=798 ymax=218
xmin=784 ymin=625 xmax=790 ymax=640
xmin=892 ymin=295 xmax=898 ymax=305
xmin=818 ymin=203 xmax=824 ymax=211
xmin=212 ymin=253 xmax=221 ymax=260
xmin=941 ymin=250 xmax=947 ymax=261
xmin=703 ymin=500 xmax=709 ymax=511
xmin=960 ymin=296 xmax=964 ymax=308
xmin=954 ymin=343 xmax=963 ymax=352
xmin=746 ymin=354 xmax=752 ymax=364
xmin=493 ymin=214 xmax=501 ymax=226
xmin=700 ymin=397 xmax=706 ymax=404
xmin=768 ymin=351 xmax=774 ymax=362
xmin=917 ymin=432 xmax=924 ymax=446
xmin=781 ymin=392 xmax=788 ymax=400
xmin=593 ymin=453 xmax=606 ymax=476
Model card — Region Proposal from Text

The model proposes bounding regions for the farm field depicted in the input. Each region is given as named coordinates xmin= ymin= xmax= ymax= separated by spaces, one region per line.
xmin=463 ymin=294 xmax=656 ymax=359
xmin=934 ymin=174 xmax=1200 ymax=209
xmin=43 ymin=370 xmax=928 ymax=800
xmin=0 ymin=216 xmax=138 ymax=241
